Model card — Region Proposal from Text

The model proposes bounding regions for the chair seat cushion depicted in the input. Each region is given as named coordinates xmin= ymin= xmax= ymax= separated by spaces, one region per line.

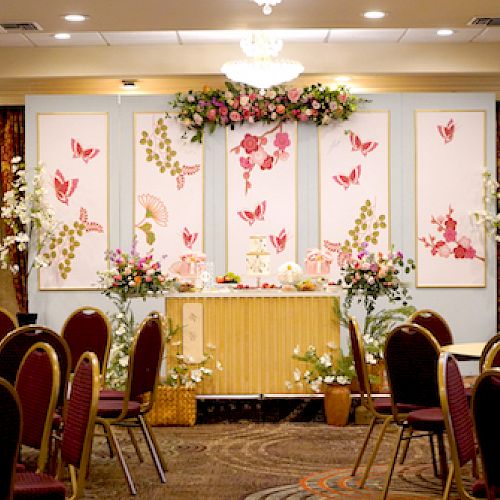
xmin=14 ymin=472 xmax=66 ymax=499
xmin=16 ymin=464 xmax=26 ymax=472
xmin=97 ymin=399 xmax=141 ymax=418
xmin=373 ymin=398 xmax=427 ymax=414
xmin=99 ymin=389 xmax=125 ymax=400
xmin=406 ymin=407 xmax=444 ymax=432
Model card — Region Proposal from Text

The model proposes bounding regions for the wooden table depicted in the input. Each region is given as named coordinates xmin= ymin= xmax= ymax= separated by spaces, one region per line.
xmin=165 ymin=289 xmax=340 ymax=395
xmin=441 ymin=342 xmax=486 ymax=360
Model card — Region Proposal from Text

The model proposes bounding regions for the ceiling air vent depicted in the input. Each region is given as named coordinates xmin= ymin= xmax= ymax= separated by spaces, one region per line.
xmin=0 ymin=22 xmax=43 ymax=32
xmin=468 ymin=17 xmax=500 ymax=26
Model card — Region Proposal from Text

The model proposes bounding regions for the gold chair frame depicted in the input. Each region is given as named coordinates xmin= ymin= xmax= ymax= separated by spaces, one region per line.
xmin=479 ymin=334 xmax=500 ymax=372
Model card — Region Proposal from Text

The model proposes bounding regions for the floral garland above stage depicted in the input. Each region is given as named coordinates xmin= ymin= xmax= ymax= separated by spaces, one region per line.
xmin=168 ymin=82 xmax=360 ymax=143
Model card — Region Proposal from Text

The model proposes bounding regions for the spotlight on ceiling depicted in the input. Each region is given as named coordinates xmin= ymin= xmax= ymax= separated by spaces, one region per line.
xmin=53 ymin=33 xmax=71 ymax=40
xmin=63 ymin=14 xmax=88 ymax=22
xmin=363 ymin=10 xmax=386 ymax=19
xmin=437 ymin=29 xmax=455 ymax=36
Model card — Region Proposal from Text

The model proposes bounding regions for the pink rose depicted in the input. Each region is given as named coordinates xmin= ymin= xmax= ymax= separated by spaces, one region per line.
xmin=276 ymin=104 xmax=286 ymax=114
xmin=240 ymin=133 xmax=259 ymax=154
xmin=299 ymin=113 xmax=309 ymax=122
xmin=207 ymin=108 xmax=217 ymax=121
xmin=220 ymin=106 xmax=228 ymax=116
xmin=273 ymin=132 xmax=291 ymax=151
xmin=145 ymin=276 xmax=153 ymax=282
xmin=339 ymin=93 xmax=348 ymax=103
xmin=229 ymin=111 xmax=242 ymax=122
xmin=287 ymin=88 xmax=302 ymax=103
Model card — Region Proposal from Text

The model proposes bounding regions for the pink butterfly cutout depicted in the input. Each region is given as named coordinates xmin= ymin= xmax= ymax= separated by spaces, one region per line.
xmin=269 ymin=228 xmax=287 ymax=254
xmin=333 ymin=165 xmax=361 ymax=190
xmin=54 ymin=169 xmax=79 ymax=205
xmin=437 ymin=119 xmax=455 ymax=144
xmin=71 ymin=138 xmax=100 ymax=164
xmin=349 ymin=131 xmax=378 ymax=156
xmin=183 ymin=227 xmax=198 ymax=249
xmin=237 ymin=201 xmax=266 ymax=226
xmin=79 ymin=207 xmax=103 ymax=233
xmin=176 ymin=164 xmax=201 ymax=190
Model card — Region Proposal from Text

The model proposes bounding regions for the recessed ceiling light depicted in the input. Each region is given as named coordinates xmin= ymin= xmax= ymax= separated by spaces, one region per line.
xmin=363 ymin=11 xmax=386 ymax=19
xmin=63 ymin=14 xmax=88 ymax=22
xmin=437 ymin=29 xmax=454 ymax=36
xmin=53 ymin=33 xmax=71 ymax=40
xmin=121 ymin=80 xmax=138 ymax=90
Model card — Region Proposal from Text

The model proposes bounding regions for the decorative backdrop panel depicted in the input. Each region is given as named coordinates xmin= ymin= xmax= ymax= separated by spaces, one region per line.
xmin=134 ymin=113 xmax=204 ymax=269
xmin=319 ymin=111 xmax=390 ymax=280
xmin=416 ymin=110 xmax=486 ymax=287
xmin=226 ymin=122 xmax=297 ymax=279
xmin=38 ymin=113 xmax=108 ymax=289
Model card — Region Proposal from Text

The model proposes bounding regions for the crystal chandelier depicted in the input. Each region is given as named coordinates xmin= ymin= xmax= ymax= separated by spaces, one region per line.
xmin=253 ymin=0 xmax=282 ymax=15
xmin=221 ymin=32 xmax=304 ymax=89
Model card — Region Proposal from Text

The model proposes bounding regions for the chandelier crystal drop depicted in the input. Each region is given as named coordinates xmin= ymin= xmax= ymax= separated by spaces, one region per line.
xmin=221 ymin=32 xmax=304 ymax=89
xmin=253 ymin=0 xmax=282 ymax=15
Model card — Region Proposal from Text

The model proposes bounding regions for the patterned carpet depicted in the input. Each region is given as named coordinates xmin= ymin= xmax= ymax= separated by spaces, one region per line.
xmin=76 ymin=422 xmax=468 ymax=499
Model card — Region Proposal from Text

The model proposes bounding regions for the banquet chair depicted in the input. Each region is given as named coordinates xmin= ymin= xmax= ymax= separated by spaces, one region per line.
xmin=479 ymin=333 xmax=500 ymax=371
xmin=409 ymin=309 xmax=453 ymax=347
xmin=15 ymin=342 xmax=60 ymax=474
xmin=95 ymin=312 xmax=166 ymax=495
xmin=0 ymin=377 xmax=22 ymax=500
xmin=13 ymin=351 xmax=100 ymax=500
xmin=61 ymin=306 xmax=111 ymax=383
xmin=380 ymin=323 xmax=446 ymax=500
xmin=0 ymin=305 xmax=18 ymax=341
xmin=472 ymin=368 xmax=500 ymax=499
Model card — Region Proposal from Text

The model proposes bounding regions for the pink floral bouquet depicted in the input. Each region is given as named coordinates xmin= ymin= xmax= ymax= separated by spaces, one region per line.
xmin=304 ymin=248 xmax=334 ymax=276
xmin=339 ymin=245 xmax=415 ymax=315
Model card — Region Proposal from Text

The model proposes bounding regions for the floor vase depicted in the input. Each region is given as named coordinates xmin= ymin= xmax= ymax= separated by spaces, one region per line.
xmin=323 ymin=383 xmax=351 ymax=426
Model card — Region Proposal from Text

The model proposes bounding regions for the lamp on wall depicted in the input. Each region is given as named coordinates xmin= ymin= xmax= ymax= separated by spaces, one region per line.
xmin=221 ymin=32 xmax=303 ymax=89
xmin=253 ymin=0 xmax=282 ymax=15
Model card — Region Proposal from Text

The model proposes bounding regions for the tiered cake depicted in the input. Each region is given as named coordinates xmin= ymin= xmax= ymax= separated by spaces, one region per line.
xmin=246 ymin=235 xmax=271 ymax=276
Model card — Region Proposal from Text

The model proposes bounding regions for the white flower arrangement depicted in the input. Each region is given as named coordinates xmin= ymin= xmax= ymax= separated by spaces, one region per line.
xmin=277 ymin=261 xmax=303 ymax=285
xmin=472 ymin=171 xmax=500 ymax=241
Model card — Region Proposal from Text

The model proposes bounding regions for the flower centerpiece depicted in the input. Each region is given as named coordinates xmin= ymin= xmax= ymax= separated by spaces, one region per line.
xmin=472 ymin=170 xmax=500 ymax=241
xmin=169 ymin=82 xmax=360 ymax=143
xmin=97 ymin=240 xmax=173 ymax=389
xmin=277 ymin=261 xmax=303 ymax=287
xmin=0 ymin=157 xmax=59 ymax=315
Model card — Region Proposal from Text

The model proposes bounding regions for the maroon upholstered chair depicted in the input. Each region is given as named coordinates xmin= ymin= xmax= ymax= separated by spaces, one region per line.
xmin=472 ymin=368 xmax=500 ymax=500
xmin=380 ymin=323 xmax=446 ymax=500
xmin=0 ymin=377 xmax=21 ymax=500
xmin=0 ymin=306 xmax=18 ymax=341
xmin=95 ymin=312 xmax=165 ymax=495
xmin=13 ymin=351 xmax=100 ymax=499
xmin=0 ymin=326 xmax=71 ymax=412
xmin=61 ymin=306 xmax=111 ymax=383
xmin=409 ymin=309 xmax=453 ymax=347
xmin=15 ymin=342 xmax=60 ymax=474
xmin=479 ymin=334 xmax=500 ymax=372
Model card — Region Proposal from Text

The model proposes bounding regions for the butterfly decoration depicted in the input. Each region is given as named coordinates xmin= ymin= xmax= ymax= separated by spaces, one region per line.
xmin=437 ymin=118 xmax=455 ymax=144
xmin=71 ymin=138 xmax=100 ymax=164
xmin=333 ymin=165 xmax=362 ymax=190
xmin=269 ymin=228 xmax=287 ymax=254
xmin=237 ymin=200 xmax=267 ymax=226
xmin=54 ymin=169 xmax=79 ymax=205
xmin=79 ymin=207 xmax=103 ymax=233
xmin=348 ymin=131 xmax=378 ymax=157
xmin=176 ymin=164 xmax=201 ymax=190
xmin=323 ymin=240 xmax=352 ymax=267
xmin=183 ymin=227 xmax=198 ymax=249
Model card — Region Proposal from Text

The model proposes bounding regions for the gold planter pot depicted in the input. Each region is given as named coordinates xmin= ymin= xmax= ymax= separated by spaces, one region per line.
xmin=323 ymin=384 xmax=351 ymax=426
xmin=147 ymin=386 xmax=197 ymax=426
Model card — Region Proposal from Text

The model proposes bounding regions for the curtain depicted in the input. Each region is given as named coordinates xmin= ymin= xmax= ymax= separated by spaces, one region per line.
xmin=0 ymin=107 xmax=26 ymax=312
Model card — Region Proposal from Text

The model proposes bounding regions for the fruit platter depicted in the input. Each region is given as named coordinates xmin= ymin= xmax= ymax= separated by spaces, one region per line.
xmin=215 ymin=272 xmax=241 ymax=284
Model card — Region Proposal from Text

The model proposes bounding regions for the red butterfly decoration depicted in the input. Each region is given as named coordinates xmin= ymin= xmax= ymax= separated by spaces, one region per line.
xmin=183 ymin=227 xmax=198 ymax=249
xmin=237 ymin=201 xmax=266 ymax=226
xmin=437 ymin=119 xmax=455 ymax=144
xmin=79 ymin=207 xmax=103 ymax=233
xmin=54 ymin=169 xmax=79 ymax=205
xmin=349 ymin=131 xmax=378 ymax=156
xmin=176 ymin=164 xmax=201 ymax=190
xmin=71 ymin=138 xmax=100 ymax=164
xmin=269 ymin=228 xmax=287 ymax=254
xmin=333 ymin=165 xmax=361 ymax=190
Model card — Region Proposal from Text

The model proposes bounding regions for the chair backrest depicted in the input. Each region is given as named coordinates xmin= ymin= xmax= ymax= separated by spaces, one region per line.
xmin=0 ymin=325 xmax=71 ymax=410
xmin=15 ymin=342 xmax=60 ymax=473
xmin=479 ymin=333 xmax=500 ymax=372
xmin=0 ymin=306 xmax=17 ymax=341
xmin=60 ymin=351 xmax=99 ymax=498
xmin=472 ymin=368 xmax=500 ymax=497
xmin=61 ymin=306 xmax=111 ymax=379
xmin=409 ymin=309 xmax=453 ymax=347
xmin=348 ymin=316 xmax=372 ymax=403
xmin=438 ymin=352 xmax=476 ymax=498
xmin=127 ymin=312 xmax=164 ymax=409
xmin=0 ymin=377 xmax=21 ymax=500
xmin=384 ymin=323 xmax=442 ymax=417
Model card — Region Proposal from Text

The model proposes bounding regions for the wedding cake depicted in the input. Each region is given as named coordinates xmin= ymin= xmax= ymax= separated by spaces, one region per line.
xmin=246 ymin=235 xmax=271 ymax=276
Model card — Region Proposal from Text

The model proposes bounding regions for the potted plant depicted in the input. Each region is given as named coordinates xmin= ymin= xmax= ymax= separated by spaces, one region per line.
xmin=147 ymin=318 xmax=223 ymax=426
xmin=0 ymin=157 xmax=60 ymax=323
xmin=287 ymin=344 xmax=355 ymax=426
